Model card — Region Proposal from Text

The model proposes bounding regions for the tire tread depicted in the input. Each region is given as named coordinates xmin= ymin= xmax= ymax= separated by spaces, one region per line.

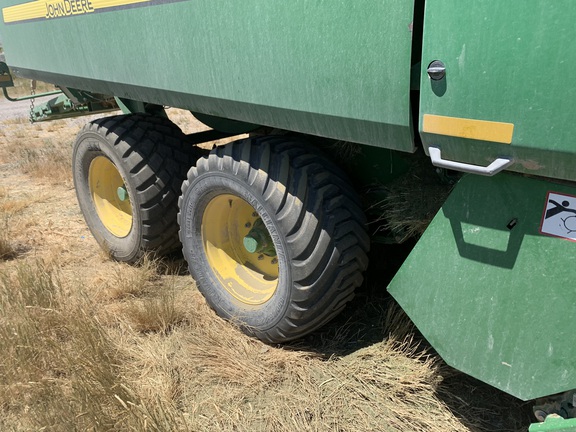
xmin=76 ymin=114 xmax=203 ymax=261
xmin=180 ymin=136 xmax=369 ymax=343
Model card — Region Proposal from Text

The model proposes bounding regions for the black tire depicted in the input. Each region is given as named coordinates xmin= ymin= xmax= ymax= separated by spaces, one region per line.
xmin=73 ymin=114 xmax=201 ymax=263
xmin=179 ymin=136 xmax=369 ymax=343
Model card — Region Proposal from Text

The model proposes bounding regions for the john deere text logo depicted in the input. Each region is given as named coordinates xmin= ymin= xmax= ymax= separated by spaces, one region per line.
xmin=44 ymin=0 xmax=94 ymax=19
xmin=2 ymin=0 xmax=150 ymax=24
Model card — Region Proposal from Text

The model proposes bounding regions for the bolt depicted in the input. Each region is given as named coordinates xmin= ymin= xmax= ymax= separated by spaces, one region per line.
xmin=534 ymin=410 xmax=547 ymax=422
xmin=271 ymin=258 xmax=278 ymax=264
xmin=258 ymin=254 xmax=264 ymax=261
xmin=245 ymin=222 xmax=251 ymax=228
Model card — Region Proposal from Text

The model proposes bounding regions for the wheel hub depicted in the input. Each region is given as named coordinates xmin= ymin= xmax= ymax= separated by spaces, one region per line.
xmin=88 ymin=156 xmax=133 ymax=238
xmin=202 ymin=194 xmax=279 ymax=305
xmin=117 ymin=186 xmax=128 ymax=202
xmin=243 ymin=218 xmax=276 ymax=256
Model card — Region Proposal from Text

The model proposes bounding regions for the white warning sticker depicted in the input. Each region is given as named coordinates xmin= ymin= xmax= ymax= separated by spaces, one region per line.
xmin=540 ymin=192 xmax=576 ymax=241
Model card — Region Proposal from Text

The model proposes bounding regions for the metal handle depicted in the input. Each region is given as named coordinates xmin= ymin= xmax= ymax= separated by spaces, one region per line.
xmin=427 ymin=60 xmax=446 ymax=80
xmin=428 ymin=146 xmax=513 ymax=176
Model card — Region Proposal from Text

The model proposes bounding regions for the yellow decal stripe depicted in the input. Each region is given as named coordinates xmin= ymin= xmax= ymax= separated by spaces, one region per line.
xmin=423 ymin=114 xmax=514 ymax=144
xmin=3 ymin=0 xmax=150 ymax=23
xmin=3 ymin=2 xmax=45 ymax=22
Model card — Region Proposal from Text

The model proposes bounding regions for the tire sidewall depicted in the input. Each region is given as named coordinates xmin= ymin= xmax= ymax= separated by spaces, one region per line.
xmin=73 ymin=130 xmax=142 ymax=262
xmin=181 ymin=172 xmax=292 ymax=332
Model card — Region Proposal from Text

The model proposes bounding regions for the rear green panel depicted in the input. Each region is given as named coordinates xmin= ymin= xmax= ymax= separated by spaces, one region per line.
xmin=389 ymin=173 xmax=576 ymax=401
xmin=420 ymin=1 xmax=576 ymax=181
xmin=0 ymin=0 xmax=415 ymax=151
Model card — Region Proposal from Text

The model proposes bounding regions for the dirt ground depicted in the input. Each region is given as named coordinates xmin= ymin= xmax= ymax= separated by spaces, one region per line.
xmin=0 ymin=93 xmax=534 ymax=431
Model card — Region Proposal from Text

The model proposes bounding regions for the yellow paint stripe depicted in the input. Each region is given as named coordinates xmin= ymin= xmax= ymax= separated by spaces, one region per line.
xmin=3 ymin=2 xmax=45 ymax=22
xmin=423 ymin=114 xmax=514 ymax=144
xmin=3 ymin=0 xmax=150 ymax=23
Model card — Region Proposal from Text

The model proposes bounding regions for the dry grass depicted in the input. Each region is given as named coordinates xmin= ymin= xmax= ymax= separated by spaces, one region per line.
xmin=124 ymin=284 xmax=187 ymax=334
xmin=95 ymin=255 xmax=161 ymax=300
xmin=368 ymin=151 xmax=454 ymax=242
xmin=0 ymin=187 xmax=19 ymax=260
xmin=0 ymin=256 xmax=531 ymax=431
xmin=0 ymin=108 xmax=534 ymax=431
xmin=0 ymin=125 xmax=74 ymax=184
xmin=17 ymin=138 xmax=72 ymax=181
xmin=0 ymin=216 xmax=15 ymax=260
xmin=0 ymin=262 xmax=127 ymax=430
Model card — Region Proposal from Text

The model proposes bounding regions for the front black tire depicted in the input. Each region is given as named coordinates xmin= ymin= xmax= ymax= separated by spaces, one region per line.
xmin=179 ymin=136 xmax=369 ymax=343
xmin=73 ymin=114 xmax=201 ymax=263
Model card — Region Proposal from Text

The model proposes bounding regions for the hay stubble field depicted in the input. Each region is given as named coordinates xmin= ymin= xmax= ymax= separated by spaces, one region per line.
xmin=0 ymin=85 xmax=532 ymax=431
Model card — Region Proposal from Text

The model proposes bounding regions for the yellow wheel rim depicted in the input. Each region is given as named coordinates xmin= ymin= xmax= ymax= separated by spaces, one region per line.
xmin=202 ymin=194 xmax=279 ymax=305
xmin=88 ymin=156 xmax=133 ymax=238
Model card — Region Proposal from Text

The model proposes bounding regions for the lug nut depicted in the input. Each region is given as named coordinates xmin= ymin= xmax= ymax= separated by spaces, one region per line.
xmin=245 ymin=222 xmax=251 ymax=228
xmin=258 ymin=254 xmax=264 ymax=261
xmin=252 ymin=211 xmax=258 ymax=217
xmin=271 ymin=258 xmax=278 ymax=264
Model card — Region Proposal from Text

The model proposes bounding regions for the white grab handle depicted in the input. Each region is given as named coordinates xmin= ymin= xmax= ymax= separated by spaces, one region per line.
xmin=428 ymin=146 xmax=513 ymax=176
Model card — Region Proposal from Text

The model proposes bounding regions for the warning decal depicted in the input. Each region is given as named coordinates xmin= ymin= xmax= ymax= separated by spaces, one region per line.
xmin=540 ymin=192 xmax=576 ymax=241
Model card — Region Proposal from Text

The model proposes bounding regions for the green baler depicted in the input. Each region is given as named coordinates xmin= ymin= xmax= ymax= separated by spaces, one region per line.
xmin=1 ymin=1 xmax=575 ymax=428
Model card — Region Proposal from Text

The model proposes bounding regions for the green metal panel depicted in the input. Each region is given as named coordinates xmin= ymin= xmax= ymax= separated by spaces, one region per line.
xmin=0 ymin=0 xmax=416 ymax=151
xmin=530 ymin=417 xmax=576 ymax=432
xmin=420 ymin=1 xmax=576 ymax=182
xmin=388 ymin=173 xmax=576 ymax=401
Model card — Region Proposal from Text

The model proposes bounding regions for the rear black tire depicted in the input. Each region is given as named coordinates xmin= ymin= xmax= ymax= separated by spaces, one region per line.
xmin=73 ymin=114 xmax=202 ymax=263
xmin=179 ymin=136 xmax=369 ymax=342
